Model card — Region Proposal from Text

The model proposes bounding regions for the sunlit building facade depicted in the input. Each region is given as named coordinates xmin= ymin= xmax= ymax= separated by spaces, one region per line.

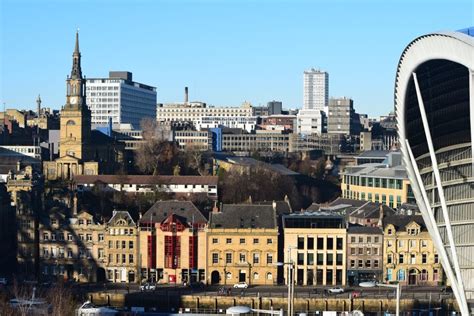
xmin=396 ymin=27 xmax=474 ymax=314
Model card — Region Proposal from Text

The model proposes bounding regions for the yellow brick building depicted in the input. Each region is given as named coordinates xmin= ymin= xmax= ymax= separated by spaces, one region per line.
xmin=207 ymin=204 xmax=278 ymax=286
xmin=283 ymin=212 xmax=347 ymax=286
xmin=383 ymin=215 xmax=444 ymax=286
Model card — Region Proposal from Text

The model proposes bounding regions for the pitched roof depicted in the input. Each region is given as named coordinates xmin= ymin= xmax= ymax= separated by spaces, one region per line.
xmin=108 ymin=210 xmax=135 ymax=226
xmin=140 ymin=200 xmax=207 ymax=225
xmin=209 ymin=204 xmax=277 ymax=229
xmin=383 ymin=215 xmax=426 ymax=231
xmin=349 ymin=202 xmax=396 ymax=219
xmin=347 ymin=225 xmax=383 ymax=234
xmin=254 ymin=200 xmax=292 ymax=216
xmin=329 ymin=198 xmax=367 ymax=208
xmin=73 ymin=174 xmax=218 ymax=186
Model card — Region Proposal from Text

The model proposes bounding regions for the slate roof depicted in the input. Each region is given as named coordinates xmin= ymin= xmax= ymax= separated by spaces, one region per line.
xmin=329 ymin=198 xmax=367 ymax=208
xmin=356 ymin=150 xmax=390 ymax=159
xmin=209 ymin=204 xmax=277 ymax=229
xmin=347 ymin=225 xmax=383 ymax=235
xmin=254 ymin=200 xmax=292 ymax=216
xmin=108 ymin=210 xmax=136 ymax=226
xmin=349 ymin=202 xmax=396 ymax=219
xmin=342 ymin=163 xmax=407 ymax=179
xmin=383 ymin=215 xmax=426 ymax=231
xmin=74 ymin=174 xmax=218 ymax=186
xmin=140 ymin=200 xmax=207 ymax=225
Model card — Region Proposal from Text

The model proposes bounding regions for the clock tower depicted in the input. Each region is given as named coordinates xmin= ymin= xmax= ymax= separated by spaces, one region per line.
xmin=59 ymin=31 xmax=91 ymax=159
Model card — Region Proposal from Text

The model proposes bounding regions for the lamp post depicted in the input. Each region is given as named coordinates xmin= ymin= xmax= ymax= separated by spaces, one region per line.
xmin=360 ymin=281 xmax=400 ymax=316
xmin=275 ymin=258 xmax=295 ymax=316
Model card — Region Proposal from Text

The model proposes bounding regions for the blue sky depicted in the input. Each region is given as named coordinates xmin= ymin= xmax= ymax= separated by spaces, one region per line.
xmin=0 ymin=0 xmax=472 ymax=117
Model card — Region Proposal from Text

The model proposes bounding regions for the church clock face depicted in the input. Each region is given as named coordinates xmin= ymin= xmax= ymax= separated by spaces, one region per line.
xmin=70 ymin=97 xmax=77 ymax=104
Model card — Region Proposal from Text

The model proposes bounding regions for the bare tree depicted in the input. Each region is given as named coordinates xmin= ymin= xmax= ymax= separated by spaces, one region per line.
xmin=135 ymin=118 xmax=179 ymax=175
xmin=183 ymin=142 xmax=208 ymax=176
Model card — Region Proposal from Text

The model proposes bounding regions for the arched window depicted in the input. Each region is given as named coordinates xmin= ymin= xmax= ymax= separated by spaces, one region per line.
xmin=226 ymin=272 xmax=232 ymax=280
xmin=266 ymin=272 xmax=272 ymax=280
xmin=253 ymin=272 xmax=259 ymax=280
xmin=66 ymin=120 xmax=76 ymax=126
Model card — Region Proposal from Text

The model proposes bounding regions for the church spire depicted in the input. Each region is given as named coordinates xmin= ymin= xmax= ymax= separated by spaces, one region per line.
xmin=70 ymin=30 xmax=82 ymax=79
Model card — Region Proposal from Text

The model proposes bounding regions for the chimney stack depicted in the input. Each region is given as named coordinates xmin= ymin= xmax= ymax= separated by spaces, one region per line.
xmin=212 ymin=201 xmax=219 ymax=213
xmin=185 ymin=87 xmax=189 ymax=104
xmin=73 ymin=194 xmax=78 ymax=215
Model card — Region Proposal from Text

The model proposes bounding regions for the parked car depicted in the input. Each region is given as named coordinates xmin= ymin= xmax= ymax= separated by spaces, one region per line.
xmin=233 ymin=282 xmax=248 ymax=289
xmin=140 ymin=283 xmax=156 ymax=291
xmin=327 ymin=287 xmax=345 ymax=294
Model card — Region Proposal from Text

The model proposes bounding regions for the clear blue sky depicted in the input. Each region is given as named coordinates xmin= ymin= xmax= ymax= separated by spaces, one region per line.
xmin=0 ymin=0 xmax=472 ymax=117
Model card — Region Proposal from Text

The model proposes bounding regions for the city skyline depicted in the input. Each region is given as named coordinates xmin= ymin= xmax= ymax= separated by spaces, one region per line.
xmin=0 ymin=0 xmax=472 ymax=117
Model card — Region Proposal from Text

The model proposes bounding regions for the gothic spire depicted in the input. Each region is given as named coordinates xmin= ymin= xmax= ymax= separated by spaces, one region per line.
xmin=70 ymin=30 xmax=82 ymax=79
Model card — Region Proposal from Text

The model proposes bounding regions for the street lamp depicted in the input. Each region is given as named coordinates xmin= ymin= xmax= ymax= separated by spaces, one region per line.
xmin=275 ymin=260 xmax=295 ymax=316
xmin=359 ymin=281 xmax=401 ymax=316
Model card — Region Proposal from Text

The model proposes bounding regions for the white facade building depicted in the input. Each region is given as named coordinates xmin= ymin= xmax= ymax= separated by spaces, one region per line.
xmin=156 ymin=102 xmax=253 ymax=129
xmin=296 ymin=109 xmax=326 ymax=135
xmin=86 ymin=71 xmax=157 ymax=129
xmin=303 ymin=69 xmax=329 ymax=112
xmin=197 ymin=116 xmax=257 ymax=132
xmin=0 ymin=145 xmax=42 ymax=159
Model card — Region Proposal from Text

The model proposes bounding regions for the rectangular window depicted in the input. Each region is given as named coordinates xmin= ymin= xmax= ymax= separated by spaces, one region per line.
xmin=267 ymin=253 xmax=273 ymax=264
xmin=358 ymin=260 xmax=363 ymax=268
xmin=240 ymin=253 xmax=246 ymax=263
xmin=239 ymin=238 xmax=245 ymax=244
xmin=317 ymin=238 xmax=324 ymax=250
xmin=98 ymin=234 xmax=104 ymax=242
xmin=350 ymin=260 xmax=355 ymax=268
xmin=366 ymin=260 xmax=371 ymax=268
xmin=317 ymin=253 xmax=324 ymax=265
xmin=307 ymin=253 xmax=314 ymax=265
xmin=327 ymin=238 xmax=334 ymax=250
xmin=336 ymin=254 xmax=343 ymax=265
xmin=297 ymin=237 xmax=305 ymax=249
xmin=253 ymin=238 xmax=259 ymax=244
xmin=212 ymin=238 xmax=218 ymax=244
xmin=267 ymin=238 xmax=273 ymax=244
xmin=307 ymin=237 xmax=314 ymax=250
xmin=129 ymin=254 xmax=134 ymax=264
xmin=226 ymin=253 xmax=232 ymax=264
xmin=226 ymin=238 xmax=232 ymax=244
xmin=212 ymin=253 xmax=219 ymax=264
xmin=336 ymin=237 xmax=343 ymax=250
xmin=129 ymin=241 xmax=134 ymax=249
xmin=422 ymin=253 xmax=427 ymax=264
xmin=326 ymin=253 xmax=333 ymax=265
xmin=253 ymin=253 xmax=260 ymax=264
xmin=297 ymin=253 xmax=304 ymax=265
xmin=351 ymin=236 xmax=356 ymax=243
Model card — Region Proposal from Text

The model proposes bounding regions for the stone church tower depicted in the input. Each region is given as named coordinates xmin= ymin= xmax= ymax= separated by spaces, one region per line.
xmin=59 ymin=31 xmax=92 ymax=160
xmin=44 ymin=32 xmax=99 ymax=180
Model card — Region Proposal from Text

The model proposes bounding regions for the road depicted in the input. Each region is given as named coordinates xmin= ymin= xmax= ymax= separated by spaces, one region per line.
xmin=73 ymin=283 xmax=453 ymax=301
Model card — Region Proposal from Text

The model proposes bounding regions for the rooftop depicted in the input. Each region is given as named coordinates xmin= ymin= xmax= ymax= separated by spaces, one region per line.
xmin=209 ymin=204 xmax=277 ymax=229
xmin=74 ymin=174 xmax=218 ymax=186
xmin=140 ymin=200 xmax=207 ymax=225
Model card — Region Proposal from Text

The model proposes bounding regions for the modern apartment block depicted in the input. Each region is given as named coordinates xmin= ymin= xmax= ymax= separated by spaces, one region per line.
xmin=327 ymin=97 xmax=360 ymax=136
xmin=396 ymin=27 xmax=474 ymax=313
xmin=207 ymin=204 xmax=278 ymax=286
xmin=283 ymin=212 xmax=346 ymax=286
xmin=303 ymin=69 xmax=329 ymax=112
xmin=341 ymin=151 xmax=414 ymax=208
xmin=86 ymin=71 xmax=157 ymax=129
xmin=296 ymin=109 xmax=327 ymax=135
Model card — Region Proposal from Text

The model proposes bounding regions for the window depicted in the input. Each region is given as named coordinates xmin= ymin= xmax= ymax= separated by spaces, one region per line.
xmin=387 ymin=228 xmax=392 ymax=235
xmin=307 ymin=253 xmax=314 ymax=265
xmin=98 ymin=248 xmax=104 ymax=259
xmin=336 ymin=254 xmax=343 ymax=265
xmin=358 ymin=236 xmax=363 ymax=243
xmin=336 ymin=237 xmax=343 ymax=250
xmin=398 ymin=240 xmax=404 ymax=247
xmin=388 ymin=240 xmax=393 ymax=247
xmin=226 ymin=238 xmax=232 ymax=244
xmin=212 ymin=238 xmax=218 ymax=244
xmin=67 ymin=233 xmax=73 ymax=241
xmin=317 ymin=237 xmax=324 ymax=249
xmin=297 ymin=253 xmax=304 ymax=265
xmin=388 ymin=253 xmax=393 ymax=264
xmin=212 ymin=253 xmax=219 ymax=264
xmin=79 ymin=234 xmax=84 ymax=241
xmin=108 ymin=240 xmax=113 ymax=248
xmin=350 ymin=248 xmax=356 ymax=255
xmin=358 ymin=260 xmax=363 ymax=268
xmin=409 ymin=240 xmax=416 ymax=248
xmin=267 ymin=238 xmax=273 ymax=244
xmin=351 ymin=236 xmax=356 ymax=243
xmin=240 ymin=238 xmax=245 ymax=244
xmin=374 ymin=260 xmax=379 ymax=268
xmin=122 ymin=254 xmax=126 ymax=263
xmin=317 ymin=253 xmax=324 ymax=265
xmin=267 ymin=253 xmax=273 ymax=264
xmin=373 ymin=248 xmax=378 ymax=255
xmin=387 ymin=269 xmax=393 ymax=281
xmin=43 ymin=233 xmax=49 ymax=241
xmin=350 ymin=260 xmax=355 ymax=268
xmin=326 ymin=253 xmax=333 ymax=265
xmin=253 ymin=253 xmax=260 ymax=264
xmin=253 ymin=238 xmax=259 ymax=244
xmin=397 ymin=269 xmax=405 ymax=281
xmin=421 ymin=240 xmax=427 ymax=247
xmin=327 ymin=238 xmax=334 ymax=249
xmin=367 ymin=236 xmax=371 ymax=243
xmin=86 ymin=234 xmax=92 ymax=242
xmin=122 ymin=241 xmax=126 ymax=249
xmin=366 ymin=248 xmax=371 ymax=255
xmin=239 ymin=253 xmax=246 ymax=263
xmin=434 ymin=254 xmax=439 ymax=264
xmin=366 ymin=260 xmax=371 ymax=268
xmin=297 ymin=237 xmax=305 ymax=249
xmin=129 ymin=241 xmax=134 ymax=249
xmin=358 ymin=248 xmax=363 ymax=255
xmin=129 ymin=254 xmax=134 ymax=264
xmin=98 ymin=234 xmax=104 ymax=242
xmin=399 ymin=253 xmax=404 ymax=264
xmin=422 ymin=253 xmax=427 ymax=264
xmin=374 ymin=236 xmax=379 ymax=243
xmin=307 ymin=237 xmax=314 ymax=249
xmin=410 ymin=253 xmax=416 ymax=264
xmin=226 ymin=253 xmax=232 ymax=264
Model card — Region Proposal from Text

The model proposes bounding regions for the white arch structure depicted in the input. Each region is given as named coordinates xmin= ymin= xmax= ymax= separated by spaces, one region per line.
xmin=396 ymin=28 xmax=474 ymax=315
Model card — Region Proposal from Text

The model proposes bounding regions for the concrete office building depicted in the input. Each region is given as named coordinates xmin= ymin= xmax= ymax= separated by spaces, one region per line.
xmin=396 ymin=27 xmax=474 ymax=314
xmin=296 ymin=109 xmax=327 ymax=135
xmin=303 ymin=69 xmax=329 ymax=112
xmin=267 ymin=100 xmax=283 ymax=115
xmin=86 ymin=71 xmax=157 ymax=129
xmin=327 ymin=97 xmax=360 ymax=136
